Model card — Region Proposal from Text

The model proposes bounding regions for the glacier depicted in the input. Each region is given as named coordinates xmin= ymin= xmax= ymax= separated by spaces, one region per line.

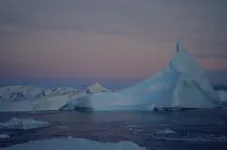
xmin=71 ymin=42 xmax=221 ymax=111
xmin=0 ymin=138 xmax=147 ymax=150
xmin=0 ymin=118 xmax=50 ymax=130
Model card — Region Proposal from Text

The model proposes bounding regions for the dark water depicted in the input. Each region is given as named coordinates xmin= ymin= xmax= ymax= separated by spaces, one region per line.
xmin=1 ymin=109 xmax=227 ymax=150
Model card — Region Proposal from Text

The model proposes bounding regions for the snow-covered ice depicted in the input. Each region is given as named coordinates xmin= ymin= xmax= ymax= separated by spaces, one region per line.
xmin=0 ymin=118 xmax=50 ymax=130
xmin=0 ymin=134 xmax=10 ymax=139
xmin=0 ymin=138 xmax=147 ymax=150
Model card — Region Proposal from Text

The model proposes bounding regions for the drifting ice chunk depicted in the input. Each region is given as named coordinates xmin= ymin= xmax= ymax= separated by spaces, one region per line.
xmin=154 ymin=129 xmax=176 ymax=135
xmin=0 ymin=118 xmax=50 ymax=129
xmin=0 ymin=134 xmax=10 ymax=138
xmin=0 ymin=138 xmax=147 ymax=150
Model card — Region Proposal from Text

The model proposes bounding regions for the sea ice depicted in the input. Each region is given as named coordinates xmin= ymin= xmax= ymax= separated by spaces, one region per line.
xmin=0 ymin=118 xmax=50 ymax=130
xmin=0 ymin=138 xmax=147 ymax=150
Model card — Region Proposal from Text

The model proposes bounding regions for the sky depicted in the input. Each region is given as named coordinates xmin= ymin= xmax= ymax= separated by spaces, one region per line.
xmin=0 ymin=0 xmax=227 ymax=88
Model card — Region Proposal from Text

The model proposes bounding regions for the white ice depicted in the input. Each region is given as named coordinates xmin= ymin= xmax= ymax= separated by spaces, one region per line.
xmin=0 ymin=138 xmax=147 ymax=150
xmin=0 ymin=118 xmax=50 ymax=130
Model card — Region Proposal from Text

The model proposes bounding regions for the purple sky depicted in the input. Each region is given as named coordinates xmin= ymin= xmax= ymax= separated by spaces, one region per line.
xmin=0 ymin=0 xmax=227 ymax=87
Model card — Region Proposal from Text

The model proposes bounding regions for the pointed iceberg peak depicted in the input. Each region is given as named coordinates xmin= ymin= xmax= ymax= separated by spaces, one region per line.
xmin=170 ymin=41 xmax=204 ymax=75
xmin=176 ymin=41 xmax=183 ymax=52
xmin=176 ymin=41 xmax=180 ymax=52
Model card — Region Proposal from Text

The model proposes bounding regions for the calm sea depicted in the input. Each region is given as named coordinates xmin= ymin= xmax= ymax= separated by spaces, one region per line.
xmin=1 ymin=109 xmax=227 ymax=150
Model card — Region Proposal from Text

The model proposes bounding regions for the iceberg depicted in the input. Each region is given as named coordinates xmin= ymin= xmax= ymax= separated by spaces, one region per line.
xmin=0 ymin=118 xmax=50 ymax=130
xmin=0 ymin=138 xmax=147 ymax=150
xmin=73 ymin=42 xmax=221 ymax=111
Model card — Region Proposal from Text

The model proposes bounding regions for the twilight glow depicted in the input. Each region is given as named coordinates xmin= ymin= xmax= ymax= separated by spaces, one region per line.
xmin=0 ymin=0 xmax=227 ymax=87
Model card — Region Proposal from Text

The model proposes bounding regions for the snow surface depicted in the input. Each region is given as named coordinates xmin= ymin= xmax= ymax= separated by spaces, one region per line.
xmin=72 ymin=42 xmax=221 ymax=111
xmin=0 ymin=138 xmax=147 ymax=150
xmin=0 ymin=118 xmax=50 ymax=130
xmin=0 ymin=134 xmax=10 ymax=139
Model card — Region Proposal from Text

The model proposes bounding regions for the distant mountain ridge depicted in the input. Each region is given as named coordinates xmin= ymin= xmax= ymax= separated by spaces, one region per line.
xmin=0 ymin=83 xmax=112 ymax=101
